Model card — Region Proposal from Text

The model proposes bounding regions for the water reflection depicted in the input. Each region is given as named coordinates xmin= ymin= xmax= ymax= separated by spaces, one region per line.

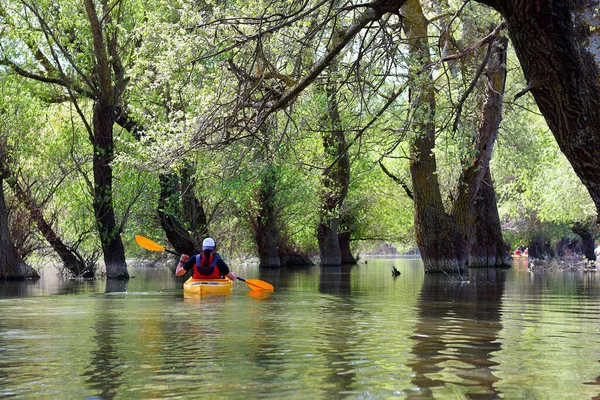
xmin=408 ymin=269 xmax=507 ymax=399
xmin=319 ymin=265 xmax=353 ymax=295
xmin=82 ymin=297 xmax=126 ymax=398
xmin=105 ymin=279 xmax=128 ymax=293
xmin=3 ymin=261 xmax=600 ymax=398
xmin=317 ymin=265 xmax=359 ymax=396
xmin=0 ymin=280 xmax=38 ymax=297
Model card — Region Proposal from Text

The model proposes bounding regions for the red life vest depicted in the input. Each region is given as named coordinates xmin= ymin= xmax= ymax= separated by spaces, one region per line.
xmin=193 ymin=253 xmax=222 ymax=279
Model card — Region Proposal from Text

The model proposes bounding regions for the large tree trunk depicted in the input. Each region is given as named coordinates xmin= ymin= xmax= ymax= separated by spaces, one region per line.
xmin=91 ymin=101 xmax=128 ymax=279
xmin=572 ymin=222 xmax=596 ymax=261
xmin=478 ymin=0 xmax=600 ymax=219
xmin=402 ymin=1 xmax=508 ymax=272
xmin=84 ymin=0 xmax=128 ymax=279
xmin=0 ymin=177 xmax=39 ymax=280
xmin=468 ymin=169 xmax=510 ymax=266
xmin=402 ymin=0 xmax=467 ymax=273
xmin=338 ymin=231 xmax=357 ymax=264
xmin=252 ymin=166 xmax=281 ymax=268
xmin=317 ymin=223 xmax=342 ymax=266
xmin=528 ymin=236 xmax=553 ymax=258
xmin=317 ymin=65 xmax=351 ymax=266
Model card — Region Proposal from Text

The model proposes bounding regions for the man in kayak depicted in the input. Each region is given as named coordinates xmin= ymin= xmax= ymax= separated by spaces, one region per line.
xmin=175 ymin=237 xmax=238 ymax=281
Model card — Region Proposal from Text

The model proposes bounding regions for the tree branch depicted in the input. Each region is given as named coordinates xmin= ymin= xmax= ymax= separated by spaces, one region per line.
xmin=379 ymin=161 xmax=413 ymax=199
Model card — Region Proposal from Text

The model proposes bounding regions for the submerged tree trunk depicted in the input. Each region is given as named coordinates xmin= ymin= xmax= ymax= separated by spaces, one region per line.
xmin=402 ymin=1 xmax=508 ymax=272
xmin=317 ymin=222 xmax=342 ymax=266
xmin=528 ymin=236 xmax=553 ymax=258
xmin=338 ymin=231 xmax=357 ymax=264
xmin=91 ymin=101 xmax=128 ymax=279
xmin=0 ymin=177 xmax=23 ymax=278
xmin=251 ymin=165 xmax=281 ymax=268
xmin=84 ymin=0 xmax=128 ymax=279
xmin=572 ymin=222 xmax=596 ymax=261
xmin=402 ymin=0 xmax=466 ymax=273
xmin=468 ymin=169 xmax=510 ymax=266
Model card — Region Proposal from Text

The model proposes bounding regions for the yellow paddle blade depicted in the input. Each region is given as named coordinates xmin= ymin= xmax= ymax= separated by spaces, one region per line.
xmin=135 ymin=235 xmax=166 ymax=252
xmin=244 ymin=279 xmax=274 ymax=292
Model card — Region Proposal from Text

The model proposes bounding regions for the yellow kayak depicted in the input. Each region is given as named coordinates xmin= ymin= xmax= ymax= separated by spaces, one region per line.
xmin=512 ymin=254 xmax=529 ymax=259
xmin=183 ymin=277 xmax=233 ymax=295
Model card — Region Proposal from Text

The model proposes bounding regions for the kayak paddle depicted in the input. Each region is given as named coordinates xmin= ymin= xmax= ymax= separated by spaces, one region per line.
xmin=135 ymin=235 xmax=274 ymax=291
xmin=135 ymin=234 xmax=180 ymax=256
xmin=236 ymin=277 xmax=274 ymax=291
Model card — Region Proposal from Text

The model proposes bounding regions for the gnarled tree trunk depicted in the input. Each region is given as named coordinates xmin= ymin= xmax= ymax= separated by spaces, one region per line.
xmin=402 ymin=0 xmax=508 ymax=272
xmin=338 ymin=231 xmax=357 ymax=264
xmin=84 ymin=0 xmax=128 ymax=279
xmin=402 ymin=0 xmax=467 ymax=273
xmin=469 ymin=169 xmax=510 ymax=267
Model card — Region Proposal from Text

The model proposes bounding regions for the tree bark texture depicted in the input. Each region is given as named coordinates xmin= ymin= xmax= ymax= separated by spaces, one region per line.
xmin=317 ymin=66 xmax=351 ymax=266
xmin=572 ymin=222 xmax=596 ymax=261
xmin=338 ymin=231 xmax=357 ymax=264
xmin=402 ymin=0 xmax=467 ymax=273
xmin=468 ymin=168 xmax=510 ymax=267
xmin=477 ymin=0 xmax=600 ymax=219
xmin=252 ymin=166 xmax=281 ymax=268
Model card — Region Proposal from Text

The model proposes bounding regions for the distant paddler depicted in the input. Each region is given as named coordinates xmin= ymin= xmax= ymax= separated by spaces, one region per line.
xmin=512 ymin=246 xmax=529 ymax=258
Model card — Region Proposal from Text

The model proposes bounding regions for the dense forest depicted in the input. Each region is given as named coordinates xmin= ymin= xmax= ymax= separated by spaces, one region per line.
xmin=0 ymin=0 xmax=598 ymax=279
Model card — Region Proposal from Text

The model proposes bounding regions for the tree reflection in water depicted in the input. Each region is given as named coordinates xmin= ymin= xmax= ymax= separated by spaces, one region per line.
xmin=82 ymin=296 xmax=125 ymax=398
xmin=408 ymin=268 xmax=507 ymax=398
xmin=317 ymin=265 xmax=359 ymax=396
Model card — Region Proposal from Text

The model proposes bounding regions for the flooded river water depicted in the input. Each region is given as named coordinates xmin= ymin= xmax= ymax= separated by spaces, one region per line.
xmin=1 ymin=257 xmax=599 ymax=399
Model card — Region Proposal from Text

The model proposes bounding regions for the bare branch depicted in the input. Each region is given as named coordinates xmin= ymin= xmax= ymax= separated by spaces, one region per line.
xmin=379 ymin=161 xmax=413 ymax=199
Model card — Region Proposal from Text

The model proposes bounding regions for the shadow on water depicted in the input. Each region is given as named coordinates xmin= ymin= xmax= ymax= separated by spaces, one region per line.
xmin=408 ymin=268 xmax=507 ymax=399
